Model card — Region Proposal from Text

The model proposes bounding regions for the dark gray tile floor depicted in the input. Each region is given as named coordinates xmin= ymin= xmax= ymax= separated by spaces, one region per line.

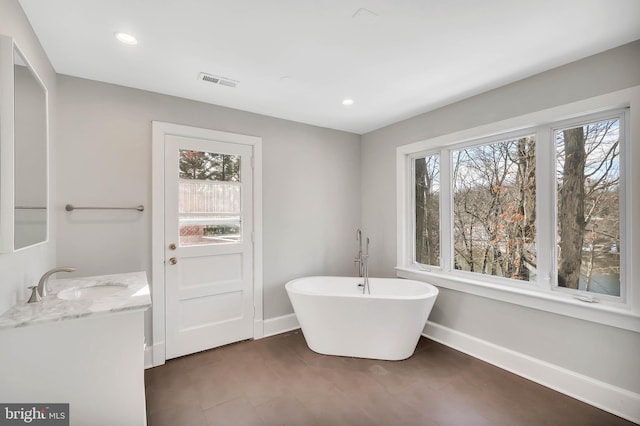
xmin=145 ymin=330 xmax=633 ymax=426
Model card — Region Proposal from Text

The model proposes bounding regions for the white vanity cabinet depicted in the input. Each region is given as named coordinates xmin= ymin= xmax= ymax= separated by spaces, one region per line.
xmin=0 ymin=272 xmax=151 ymax=426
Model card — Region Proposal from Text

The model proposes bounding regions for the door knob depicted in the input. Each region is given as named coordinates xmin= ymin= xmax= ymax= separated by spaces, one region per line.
xmin=168 ymin=243 xmax=176 ymax=250
xmin=168 ymin=257 xmax=177 ymax=265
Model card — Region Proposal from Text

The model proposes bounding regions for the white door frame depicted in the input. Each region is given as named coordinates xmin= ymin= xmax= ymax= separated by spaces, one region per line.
xmin=151 ymin=121 xmax=263 ymax=366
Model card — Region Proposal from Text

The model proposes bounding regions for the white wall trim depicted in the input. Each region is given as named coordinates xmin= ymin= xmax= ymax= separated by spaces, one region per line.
xmin=151 ymin=122 xmax=166 ymax=366
xmin=262 ymin=313 xmax=299 ymax=338
xmin=252 ymin=140 xmax=264 ymax=339
xmin=144 ymin=345 xmax=153 ymax=369
xmin=423 ymin=321 xmax=640 ymax=424
xmin=151 ymin=341 xmax=166 ymax=368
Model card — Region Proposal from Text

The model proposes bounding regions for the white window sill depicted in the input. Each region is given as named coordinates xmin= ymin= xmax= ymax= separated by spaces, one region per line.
xmin=396 ymin=265 xmax=640 ymax=333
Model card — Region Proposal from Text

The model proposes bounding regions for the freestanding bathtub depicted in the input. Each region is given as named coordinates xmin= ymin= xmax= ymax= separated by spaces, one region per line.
xmin=285 ymin=276 xmax=439 ymax=361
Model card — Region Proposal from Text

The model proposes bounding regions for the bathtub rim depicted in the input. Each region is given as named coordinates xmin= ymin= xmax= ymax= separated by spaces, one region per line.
xmin=285 ymin=276 xmax=439 ymax=300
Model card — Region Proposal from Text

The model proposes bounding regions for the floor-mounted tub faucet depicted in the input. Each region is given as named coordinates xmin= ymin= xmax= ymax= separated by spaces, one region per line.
xmin=354 ymin=229 xmax=364 ymax=277
xmin=361 ymin=237 xmax=371 ymax=295
xmin=37 ymin=267 xmax=77 ymax=297
xmin=354 ymin=229 xmax=371 ymax=294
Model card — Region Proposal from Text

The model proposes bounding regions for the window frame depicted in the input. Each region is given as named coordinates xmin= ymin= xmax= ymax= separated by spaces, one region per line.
xmin=410 ymin=149 xmax=443 ymax=272
xmin=446 ymin=129 xmax=540 ymax=287
xmin=548 ymin=111 xmax=628 ymax=303
xmin=396 ymin=86 xmax=640 ymax=332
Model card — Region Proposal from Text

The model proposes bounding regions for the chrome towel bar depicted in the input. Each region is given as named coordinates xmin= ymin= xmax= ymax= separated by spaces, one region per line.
xmin=65 ymin=204 xmax=144 ymax=212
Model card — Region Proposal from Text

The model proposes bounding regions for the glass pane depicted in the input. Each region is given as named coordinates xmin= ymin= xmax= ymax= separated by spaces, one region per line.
xmin=414 ymin=155 xmax=440 ymax=266
xmin=14 ymin=49 xmax=48 ymax=250
xmin=452 ymin=136 xmax=537 ymax=281
xmin=179 ymin=150 xmax=241 ymax=246
xmin=179 ymin=150 xmax=240 ymax=182
xmin=555 ymin=119 xmax=620 ymax=296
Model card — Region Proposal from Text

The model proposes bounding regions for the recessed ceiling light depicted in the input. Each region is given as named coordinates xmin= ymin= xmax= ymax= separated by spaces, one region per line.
xmin=342 ymin=98 xmax=354 ymax=106
xmin=115 ymin=32 xmax=138 ymax=45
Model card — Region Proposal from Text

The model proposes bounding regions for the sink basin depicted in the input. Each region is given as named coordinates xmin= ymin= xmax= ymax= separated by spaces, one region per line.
xmin=57 ymin=283 xmax=127 ymax=300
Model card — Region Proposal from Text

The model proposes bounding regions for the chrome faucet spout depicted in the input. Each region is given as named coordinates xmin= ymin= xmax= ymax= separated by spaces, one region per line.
xmin=37 ymin=267 xmax=77 ymax=297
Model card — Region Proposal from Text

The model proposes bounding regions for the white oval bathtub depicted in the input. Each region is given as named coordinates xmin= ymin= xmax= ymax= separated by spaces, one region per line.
xmin=285 ymin=276 xmax=439 ymax=361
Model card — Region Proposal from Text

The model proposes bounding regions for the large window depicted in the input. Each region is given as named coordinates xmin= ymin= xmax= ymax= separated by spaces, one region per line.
xmin=406 ymin=108 xmax=629 ymax=305
xmin=451 ymin=135 xmax=536 ymax=282
xmin=414 ymin=154 xmax=440 ymax=267
xmin=555 ymin=119 xmax=621 ymax=297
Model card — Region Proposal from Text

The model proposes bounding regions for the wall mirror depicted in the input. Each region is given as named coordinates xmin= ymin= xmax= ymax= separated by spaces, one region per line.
xmin=0 ymin=36 xmax=48 ymax=252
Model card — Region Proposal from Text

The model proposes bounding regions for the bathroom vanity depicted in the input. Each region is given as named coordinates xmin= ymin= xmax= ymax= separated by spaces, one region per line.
xmin=0 ymin=272 xmax=151 ymax=426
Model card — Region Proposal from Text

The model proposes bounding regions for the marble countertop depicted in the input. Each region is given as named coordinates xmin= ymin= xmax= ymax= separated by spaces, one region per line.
xmin=0 ymin=271 xmax=151 ymax=330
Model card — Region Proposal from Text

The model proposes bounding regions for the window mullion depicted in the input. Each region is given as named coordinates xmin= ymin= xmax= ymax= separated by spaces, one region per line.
xmin=535 ymin=126 xmax=554 ymax=290
xmin=409 ymin=154 xmax=417 ymax=266
xmin=620 ymin=109 xmax=630 ymax=304
xmin=440 ymin=148 xmax=453 ymax=272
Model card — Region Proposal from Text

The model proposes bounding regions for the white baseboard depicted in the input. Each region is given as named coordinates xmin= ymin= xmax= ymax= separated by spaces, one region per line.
xmin=254 ymin=319 xmax=264 ymax=339
xmin=145 ymin=341 xmax=166 ymax=369
xmin=144 ymin=317 xmax=295 ymax=368
xmin=144 ymin=345 xmax=153 ymax=369
xmin=423 ymin=321 xmax=640 ymax=424
xmin=262 ymin=313 xmax=300 ymax=338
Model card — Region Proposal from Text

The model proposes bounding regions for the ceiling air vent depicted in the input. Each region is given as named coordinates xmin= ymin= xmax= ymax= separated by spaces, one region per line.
xmin=198 ymin=72 xmax=238 ymax=88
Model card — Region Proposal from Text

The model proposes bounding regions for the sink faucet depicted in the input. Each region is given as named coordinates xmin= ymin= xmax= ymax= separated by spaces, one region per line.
xmin=37 ymin=267 xmax=77 ymax=297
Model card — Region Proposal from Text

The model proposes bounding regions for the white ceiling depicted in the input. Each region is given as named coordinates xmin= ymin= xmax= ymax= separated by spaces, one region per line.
xmin=18 ymin=0 xmax=640 ymax=134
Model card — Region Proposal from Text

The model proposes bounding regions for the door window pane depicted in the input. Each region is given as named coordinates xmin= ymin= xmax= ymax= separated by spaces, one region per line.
xmin=179 ymin=150 xmax=241 ymax=246
xmin=555 ymin=119 xmax=620 ymax=296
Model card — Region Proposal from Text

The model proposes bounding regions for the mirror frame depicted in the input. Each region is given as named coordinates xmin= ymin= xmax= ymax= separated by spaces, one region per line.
xmin=0 ymin=36 xmax=49 ymax=253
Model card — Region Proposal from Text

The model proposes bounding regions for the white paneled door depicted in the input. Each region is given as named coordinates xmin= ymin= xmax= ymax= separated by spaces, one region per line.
xmin=164 ymin=134 xmax=254 ymax=359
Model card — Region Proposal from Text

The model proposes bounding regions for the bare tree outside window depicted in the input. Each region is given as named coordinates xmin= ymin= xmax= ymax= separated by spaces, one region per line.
xmin=408 ymin=109 xmax=626 ymax=302
xmin=415 ymin=155 xmax=440 ymax=266
xmin=556 ymin=119 xmax=620 ymax=296
xmin=452 ymin=136 xmax=536 ymax=281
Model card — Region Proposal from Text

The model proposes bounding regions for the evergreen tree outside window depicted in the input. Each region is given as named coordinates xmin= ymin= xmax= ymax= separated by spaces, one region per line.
xmin=178 ymin=150 xmax=242 ymax=246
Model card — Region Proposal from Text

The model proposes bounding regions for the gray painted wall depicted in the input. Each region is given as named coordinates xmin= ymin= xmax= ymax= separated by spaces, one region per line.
xmin=361 ymin=40 xmax=640 ymax=393
xmin=0 ymin=0 xmax=56 ymax=314
xmin=3 ymin=0 xmax=638 ymax=402
xmin=56 ymin=75 xmax=361 ymax=341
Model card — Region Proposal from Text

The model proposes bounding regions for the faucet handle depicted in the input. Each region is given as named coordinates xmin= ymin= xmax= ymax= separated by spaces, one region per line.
xmin=27 ymin=286 xmax=42 ymax=303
